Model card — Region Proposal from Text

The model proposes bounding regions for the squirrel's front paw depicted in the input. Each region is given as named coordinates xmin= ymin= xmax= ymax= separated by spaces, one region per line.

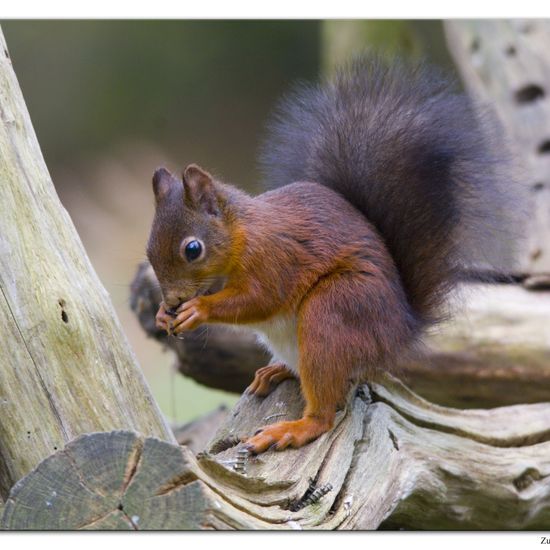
xmin=155 ymin=302 xmax=174 ymax=334
xmin=171 ymin=297 xmax=209 ymax=333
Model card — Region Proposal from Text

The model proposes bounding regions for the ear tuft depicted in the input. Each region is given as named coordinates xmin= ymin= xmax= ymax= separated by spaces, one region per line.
xmin=152 ymin=167 xmax=179 ymax=204
xmin=182 ymin=164 xmax=220 ymax=216
xmin=183 ymin=164 xmax=213 ymax=187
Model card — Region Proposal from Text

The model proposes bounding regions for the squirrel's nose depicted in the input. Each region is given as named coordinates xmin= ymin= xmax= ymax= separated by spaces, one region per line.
xmin=163 ymin=291 xmax=184 ymax=310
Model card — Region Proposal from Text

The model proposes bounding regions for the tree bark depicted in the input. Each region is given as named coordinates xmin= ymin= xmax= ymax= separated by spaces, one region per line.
xmin=0 ymin=26 xmax=174 ymax=500
xmin=445 ymin=19 xmax=550 ymax=275
xmin=3 ymin=376 xmax=550 ymax=530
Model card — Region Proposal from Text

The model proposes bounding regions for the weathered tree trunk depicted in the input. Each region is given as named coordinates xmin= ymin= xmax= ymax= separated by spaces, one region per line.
xmin=3 ymin=376 xmax=550 ymax=530
xmin=445 ymin=19 xmax=550 ymax=275
xmin=0 ymin=27 xmax=174 ymax=500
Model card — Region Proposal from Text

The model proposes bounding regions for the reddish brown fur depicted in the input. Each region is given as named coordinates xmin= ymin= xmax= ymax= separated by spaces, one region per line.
xmin=148 ymin=167 xmax=419 ymax=453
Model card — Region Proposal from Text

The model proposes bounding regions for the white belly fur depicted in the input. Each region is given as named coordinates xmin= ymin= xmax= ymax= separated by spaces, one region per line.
xmin=248 ymin=315 xmax=299 ymax=375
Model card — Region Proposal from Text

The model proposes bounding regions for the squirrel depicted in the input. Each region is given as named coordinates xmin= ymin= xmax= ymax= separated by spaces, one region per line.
xmin=146 ymin=55 xmax=515 ymax=454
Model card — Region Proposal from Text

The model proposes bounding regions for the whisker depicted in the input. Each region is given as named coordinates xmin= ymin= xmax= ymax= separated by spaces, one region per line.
xmin=201 ymin=326 xmax=209 ymax=350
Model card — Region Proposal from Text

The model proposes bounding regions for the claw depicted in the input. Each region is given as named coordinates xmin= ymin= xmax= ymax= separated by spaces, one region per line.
xmin=242 ymin=443 xmax=256 ymax=455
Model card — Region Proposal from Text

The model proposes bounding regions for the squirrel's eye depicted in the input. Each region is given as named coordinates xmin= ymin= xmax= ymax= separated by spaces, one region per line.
xmin=184 ymin=239 xmax=203 ymax=262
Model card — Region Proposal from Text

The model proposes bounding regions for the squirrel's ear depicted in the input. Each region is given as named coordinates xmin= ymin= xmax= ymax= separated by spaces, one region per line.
xmin=183 ymin=164 xmax=220 ymax=216
xmin=152 ymin=167 xmax=180 ymax=205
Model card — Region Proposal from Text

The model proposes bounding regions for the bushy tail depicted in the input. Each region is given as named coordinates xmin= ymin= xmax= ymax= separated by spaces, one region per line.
xmin=260 ymin=55 xmax=519 ymax=326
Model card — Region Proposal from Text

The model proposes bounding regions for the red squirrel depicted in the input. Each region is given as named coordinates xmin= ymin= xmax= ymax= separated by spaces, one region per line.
xmin=146 ymin=56 xmax=514 ymax=454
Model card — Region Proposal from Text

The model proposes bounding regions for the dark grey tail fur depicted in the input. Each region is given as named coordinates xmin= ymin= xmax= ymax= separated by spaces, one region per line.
xmin=260 ymin=55 xmax=520 ymax=326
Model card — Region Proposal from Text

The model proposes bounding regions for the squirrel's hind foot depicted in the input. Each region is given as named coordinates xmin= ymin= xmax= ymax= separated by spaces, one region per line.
xmin=244 ymin=416 xmax=332 ymax=454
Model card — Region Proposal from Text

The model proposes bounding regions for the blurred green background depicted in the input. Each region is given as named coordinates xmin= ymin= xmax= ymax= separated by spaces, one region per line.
xmin=1 ymin=20 xmax=451 ymax=424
